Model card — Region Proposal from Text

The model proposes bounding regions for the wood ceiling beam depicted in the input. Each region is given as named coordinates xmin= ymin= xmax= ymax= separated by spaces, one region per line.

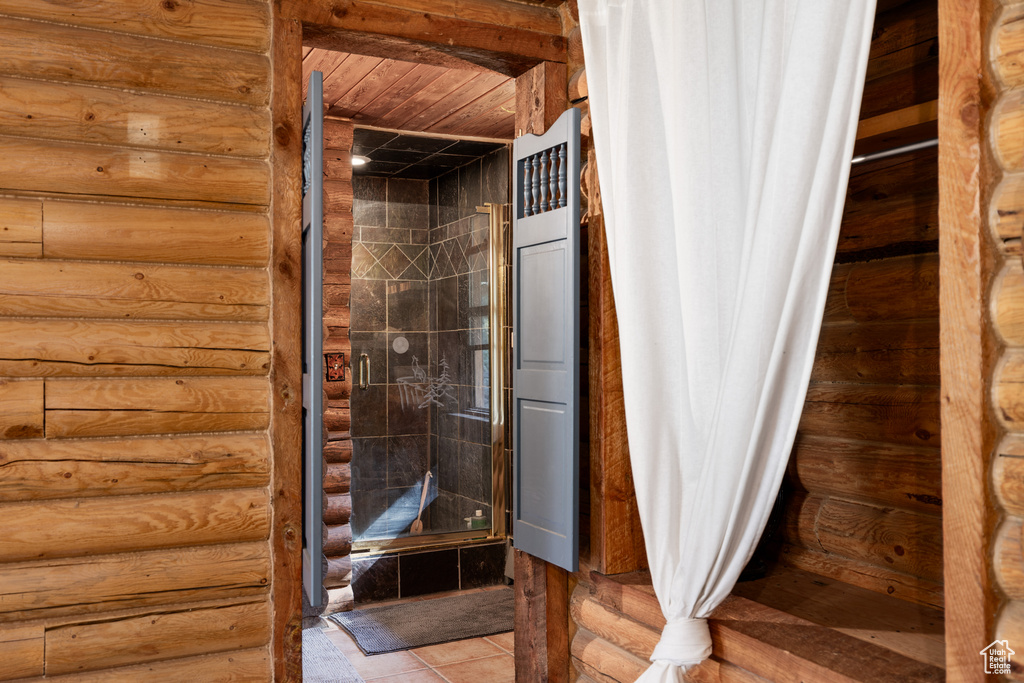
xmin=284 ymin=0 xmax=566 ymax=77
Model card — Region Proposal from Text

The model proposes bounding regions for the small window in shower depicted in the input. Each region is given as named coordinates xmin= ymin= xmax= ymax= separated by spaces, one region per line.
xmin=348 ymin=128 xmax=509 ymax=546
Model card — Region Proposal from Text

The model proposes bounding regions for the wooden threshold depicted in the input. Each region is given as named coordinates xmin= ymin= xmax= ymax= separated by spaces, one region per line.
xmin=582 ymin=565 xmax=944 ymax=682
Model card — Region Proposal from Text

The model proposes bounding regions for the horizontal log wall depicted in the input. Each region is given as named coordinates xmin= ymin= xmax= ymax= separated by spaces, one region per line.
xmin=779 ymin=0 xmax=944 ymax=610
xmin=322 ymin=117 xmax=354 ymax=613
xmin=0 ymin=0 xmax=275 ymax=678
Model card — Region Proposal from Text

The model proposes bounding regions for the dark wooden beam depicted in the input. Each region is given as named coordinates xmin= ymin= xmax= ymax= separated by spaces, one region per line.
xmin=283 ymin=0 xmax=566 ymax=77
xmin=269 ymin=9 xmax=304 ymax=683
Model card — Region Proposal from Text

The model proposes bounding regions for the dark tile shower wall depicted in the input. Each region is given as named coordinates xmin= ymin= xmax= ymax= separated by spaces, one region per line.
xmin=350 ymin=175 xmax=434 ymax=541
xmin=349 ymin=146 xmax=509 ymax=550
xmin=427 ymin=147 xmax=510 ymax=533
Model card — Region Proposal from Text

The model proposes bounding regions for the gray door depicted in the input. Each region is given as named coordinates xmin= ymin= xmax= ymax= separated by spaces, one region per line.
xmin=301 ymin=70 xmax=324 ymax=607
xmin=512 ymin=108 xmax=581 ymax=572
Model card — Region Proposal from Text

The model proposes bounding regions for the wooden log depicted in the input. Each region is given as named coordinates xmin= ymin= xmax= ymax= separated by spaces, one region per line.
xmin=996 ymin=435 xmax=1024 ymax=516
xmin=789 ymin=434 xmax=942 ymax=513
xmin=324 ymin=493 xmax=351 ymax=525
xmin=323 ymin=178 xmax=353 ymax=215
xmin=287 ymin=0 xmax=565 ymax=78
xmin=44 ymin=600 xmax=269 ymax=675
xmin=0 ymin=319 xmax=269 ymax=378
xmin=799 ymin=383 xmax=940 ymax=448
xmin=996 ymin=262 xmax=1024 ymax=345
xmin=0 ymin=15 xmax=269 ymax=105
xmin=814 ymin=497 xmax=943 ymax=584
xmin=859 ymin=59 xmax=938 ymax=121
xmin=0 ymin=433 xmax=269 ymax=501
xmin=0 ymin=379 xmax=42 ymax=440
xmin=869 ymin=0 xmax=938 ymax=62
xmin=811 ymin=321 xmax=939 ymax=385
xmin=996 ymin=517 xmax=1024 ymax=602
xmin=570 ymin=627 xmax=648 ymax=683
xmin=42 ymin=200 xmax=269 ymax=266
xmin=323 ymin=440 xmax=352 ymax=464
xmin=997 ymin=349 xmax=1024 ymax=428
xmin=298 ymin=0 xmax=563 ymax=37
xmin=0 ymin=542 xmax=269 ymax=623
xmin=0 ymin=625 xmax=43 ymax=681
xmin=569 ymin=585 xmax=658 ymax=662
xmin=0 ymin=195 xmax=40 ymax=258
xmin=996 ymin=6 xmax=1024 ymax=88
xmin=324 ymin=462 xmax=351 ymax=494
xmin=0 ymin=0 xmax=270 ymax=51
xmin=779 ymin=541 xmax=944 ymax=610
xmin=44 ymin=376 xmax=269 ymax=438
xmin=836 ymin=193 xmax=938 ymax=260
xmin=823 ymin=254 xmax=939 ymax=325
xmin=991 ymin=172 xmax=1024 ymax=260
xmin=0 ymin=488 xmax=269 ymax=562
xmin=324 ymin=558 xmax=350 ymax=589
xmin=323 ymin=118 xmax=353 ymax=152
xmin=0 ymin=259 xmax=268 ymax=321
xmin=325 ymin=585 xmax=354 ymax=614
xmin=0 ymin=138 xmax=269 ymax=206
xmin=783 ymin=492 xmax=943 ymax=585
xmin=0 ymin=76 xmax=269 ymax=158
xmin=324 ymin=213 xmax=354 ymax=244
xmin=324 ymin=407 xmax=351 ymax=434
xmin=325 ymin=555 xmax=352 ymax=589
xmin=36 ymin=648 xmax=269 ymax=683
xmin=323 ymin=523 xmax=352 ymax=557
xmin=324 ymin=379 xmax=352 ymax=401
xmin=269 ymin=12 xmax=303 ymax=682
xmin=995 ymin=87 xmax=1024 ymax=174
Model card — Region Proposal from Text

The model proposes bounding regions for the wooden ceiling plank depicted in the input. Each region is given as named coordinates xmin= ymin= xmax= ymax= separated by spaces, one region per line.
xmin=459 ymin=96 xmax=516 ymax=140
xmin=426 ymin=79 xmax=517 ymax=136
xmin=372 ymin=68 xmax=481 ymax=131
xmin=302 ymin=49 xmax=349 ymax=99
xmin=283 ymin=0 xmax=566 ymax=77
xmin=392 ymin=71 xmax=510 ymax=132
xmin=321 ymin=53 xmax=386 ymax=109
xmin=329 ymin=58 xmax=418 ymax=119
xmin=350 ymin=63 xmax=450 ymax=125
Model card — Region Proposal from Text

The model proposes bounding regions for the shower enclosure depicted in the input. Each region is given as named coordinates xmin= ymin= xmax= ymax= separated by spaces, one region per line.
xmin=348 ymin=129 xmax=510 ymax=561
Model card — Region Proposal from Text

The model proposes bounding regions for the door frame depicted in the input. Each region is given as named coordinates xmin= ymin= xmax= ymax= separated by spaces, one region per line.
xmin=269 ymin=3 xmax=568 ymax=679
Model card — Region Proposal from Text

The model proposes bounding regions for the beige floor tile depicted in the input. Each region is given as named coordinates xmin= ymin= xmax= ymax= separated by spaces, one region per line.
xmin=349 ymin=650 xmax=428 ymax=680
xmin=370 ymin=670 xmax=448 ymax=682
xmin=412 ymin=637 xmax=504 ymax=666
xmin=484 ymin=631 xmax=514 ymax=654
xmin=325 ymin=629 xmax=363 ymax=656
xmin=433 ymin=654 xmax=515 ymax=683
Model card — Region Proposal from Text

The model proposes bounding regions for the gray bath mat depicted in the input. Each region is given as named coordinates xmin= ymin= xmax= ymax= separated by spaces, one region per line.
xmin=303 ymin=627 xmax=364 ymax=682
xmin=328 ymin=588 xmax=514 ymax=655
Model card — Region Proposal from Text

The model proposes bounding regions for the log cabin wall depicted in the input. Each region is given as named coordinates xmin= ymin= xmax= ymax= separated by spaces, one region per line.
xmin=322 ymin=117 xmax=355 ymax=614
xmin=780 ymin=0 xmax=943 ymax=610
xmin=0 ymin=0 xmax=281 ymax=678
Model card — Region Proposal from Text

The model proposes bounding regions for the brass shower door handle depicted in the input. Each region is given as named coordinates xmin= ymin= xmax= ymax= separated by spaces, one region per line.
xmin=359 ymin=353 xmax=370 ymax=390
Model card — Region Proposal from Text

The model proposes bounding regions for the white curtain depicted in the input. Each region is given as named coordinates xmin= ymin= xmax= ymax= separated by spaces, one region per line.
xmin=578 ymin=1 xmax=876 ymax=680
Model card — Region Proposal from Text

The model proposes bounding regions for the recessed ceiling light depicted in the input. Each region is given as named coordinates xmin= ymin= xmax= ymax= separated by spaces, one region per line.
xmin=352 ymin=154 xmax=370 ymax=166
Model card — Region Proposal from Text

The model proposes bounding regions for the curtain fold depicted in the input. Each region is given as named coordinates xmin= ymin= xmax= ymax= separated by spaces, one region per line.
xmin=578 ymin=1 xmax=876 ymax=679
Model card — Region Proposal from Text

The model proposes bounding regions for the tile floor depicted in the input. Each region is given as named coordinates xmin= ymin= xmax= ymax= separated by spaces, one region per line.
xmin=320 ymin=587 xmax=515 ymax=683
